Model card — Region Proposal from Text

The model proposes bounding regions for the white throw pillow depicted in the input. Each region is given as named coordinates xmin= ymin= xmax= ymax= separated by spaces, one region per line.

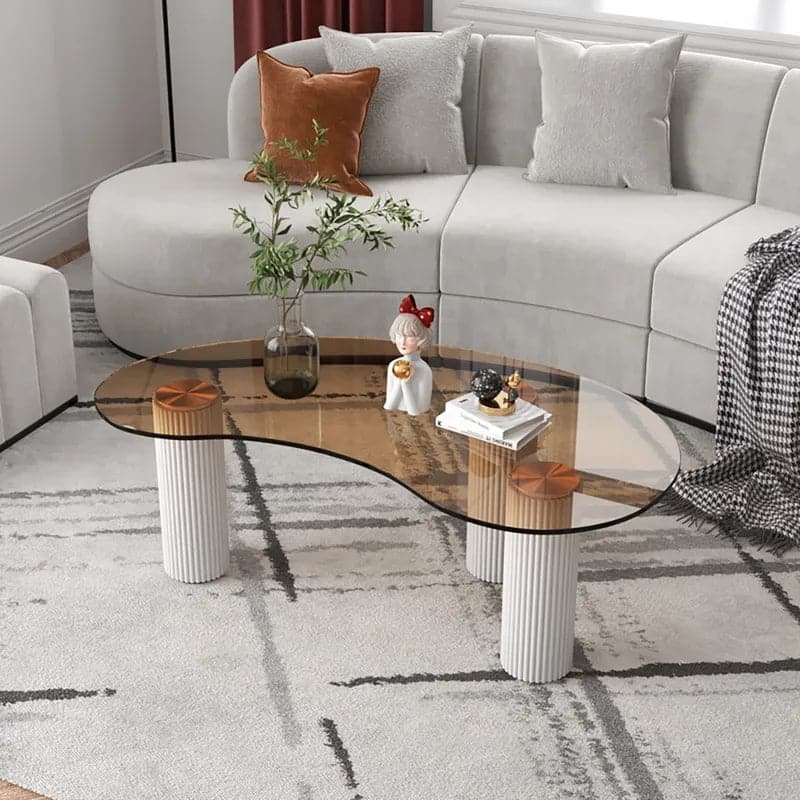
xmin=320 ymin=25 xmax=472 ymax=175
xmin=527 ymin=32 xmax=686 ymax=193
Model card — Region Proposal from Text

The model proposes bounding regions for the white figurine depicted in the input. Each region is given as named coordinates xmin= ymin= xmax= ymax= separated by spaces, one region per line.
xmin=384 ymin=294 xmax=434 ymax=416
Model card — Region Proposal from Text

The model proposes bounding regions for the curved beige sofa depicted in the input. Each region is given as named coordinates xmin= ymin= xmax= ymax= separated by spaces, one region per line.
xmin=88 ymin=33 xmax=800 ymax=425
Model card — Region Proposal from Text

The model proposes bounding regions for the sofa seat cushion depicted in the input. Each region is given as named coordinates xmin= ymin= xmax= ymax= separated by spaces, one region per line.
xmin=651 ymin=203 xmax=800 ymax=350
xmin=89 ymin=159 xmax=470 ymax=297
xmin=440 ymin=166 xmax=746 ymax=327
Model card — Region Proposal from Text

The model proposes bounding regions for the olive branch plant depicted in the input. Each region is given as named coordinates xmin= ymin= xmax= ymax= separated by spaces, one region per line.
xmin=231 ymin=120 xmax=425 ymax=331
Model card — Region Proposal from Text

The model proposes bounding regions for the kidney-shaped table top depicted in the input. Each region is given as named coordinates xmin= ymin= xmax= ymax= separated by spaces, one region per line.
xmin=94 ymin=337 xmax=680 ymax=535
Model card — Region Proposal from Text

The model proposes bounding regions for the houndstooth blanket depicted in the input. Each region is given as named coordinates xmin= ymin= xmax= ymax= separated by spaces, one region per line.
xmin=664 ymin=226 xmax=800 ymax=554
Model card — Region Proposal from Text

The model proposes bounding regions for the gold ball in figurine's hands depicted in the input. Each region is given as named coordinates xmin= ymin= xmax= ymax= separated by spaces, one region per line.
xmin=392 ymin=359 xmax=413 ymax=379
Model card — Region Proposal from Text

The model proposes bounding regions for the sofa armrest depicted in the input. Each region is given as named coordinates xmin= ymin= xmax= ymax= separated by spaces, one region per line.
xmin=0 ymin=257 xmax=77 ymax=429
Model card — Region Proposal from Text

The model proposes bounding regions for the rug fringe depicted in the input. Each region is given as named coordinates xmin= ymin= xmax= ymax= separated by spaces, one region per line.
xmin=656 ymin=489 xmax=796 ymax=556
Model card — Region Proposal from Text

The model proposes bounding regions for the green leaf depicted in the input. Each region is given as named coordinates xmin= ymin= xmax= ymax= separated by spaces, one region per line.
xmin=232 ymin=147 xmax=425 ymax=297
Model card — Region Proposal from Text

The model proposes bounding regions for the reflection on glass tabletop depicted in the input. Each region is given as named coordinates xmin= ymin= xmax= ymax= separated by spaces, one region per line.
xmin=94 ymin=337 xmax=680 ymax=534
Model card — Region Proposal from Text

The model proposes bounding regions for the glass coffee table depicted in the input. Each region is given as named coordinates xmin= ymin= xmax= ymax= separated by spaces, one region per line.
xmin=95 ymin=337 xmax=680 ymax=683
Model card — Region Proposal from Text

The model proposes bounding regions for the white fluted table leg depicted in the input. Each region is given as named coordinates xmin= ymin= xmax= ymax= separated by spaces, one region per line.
xmin=466 ymin=523 xmax=504 ymax=583
xmin=152 ymin=379 xmax=230 ymax=583
xmin=500 ymin=532 xmax=578 ymax=682
xmin=466 ymin=439 xmax=517 ymax=583
xmin=155 ymin=437 xmax=229 ymax=583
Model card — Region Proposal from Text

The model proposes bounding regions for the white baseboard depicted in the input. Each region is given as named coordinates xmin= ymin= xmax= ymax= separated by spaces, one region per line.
xmin=1 ymin=150 xmax=167 ymax=263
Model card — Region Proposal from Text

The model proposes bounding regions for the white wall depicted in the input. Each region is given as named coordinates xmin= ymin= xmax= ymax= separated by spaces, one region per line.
xmin=165 ymin=0 xmax=441 ymax=159
xmin=165 ymin=0 xmax=235 ymax=159
xmin=0 ymin=0 xmax=164 ymax=261
xmin=1 ymin=0 xmax=431 ymax=262
xmin=433 ymin=0 xmax=463 ymax=29
xmin=443 ymin=0 xmax=800 ymax=66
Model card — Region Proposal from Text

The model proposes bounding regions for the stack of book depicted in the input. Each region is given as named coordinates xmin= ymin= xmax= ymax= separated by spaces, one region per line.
xmin=435 ymin=393 xmax=551 ymax=450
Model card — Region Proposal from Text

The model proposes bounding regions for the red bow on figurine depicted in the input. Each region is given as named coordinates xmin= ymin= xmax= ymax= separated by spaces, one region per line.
xmin=399 ymin=294 xmax=435 ymax=328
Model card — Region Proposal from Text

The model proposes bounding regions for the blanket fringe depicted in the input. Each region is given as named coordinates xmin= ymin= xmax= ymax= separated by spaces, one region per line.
xmin=656 ymin=489 xmax=795 ymax=557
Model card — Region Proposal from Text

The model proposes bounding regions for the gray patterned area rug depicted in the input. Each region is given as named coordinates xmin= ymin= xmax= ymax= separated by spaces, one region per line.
xmin=1 ymin=256 xmax=799 ymax=800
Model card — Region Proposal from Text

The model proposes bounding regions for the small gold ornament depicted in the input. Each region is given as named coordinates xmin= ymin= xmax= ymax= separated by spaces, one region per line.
xmin=392 ymin=359 xmax=413 ymax=379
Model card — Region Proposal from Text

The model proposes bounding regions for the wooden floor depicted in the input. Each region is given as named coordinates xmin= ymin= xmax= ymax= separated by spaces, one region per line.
xmin=44 ymin=240 xmax=89 ymax=269
xmin=0 ymin=780 xmax=53 ymax=799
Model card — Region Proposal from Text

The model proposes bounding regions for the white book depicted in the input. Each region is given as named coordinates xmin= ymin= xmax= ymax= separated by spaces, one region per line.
xmin=445 ymin=392 xmax=546 ymax=439
xmin=435 ymin=407 xmax=551 ymax=451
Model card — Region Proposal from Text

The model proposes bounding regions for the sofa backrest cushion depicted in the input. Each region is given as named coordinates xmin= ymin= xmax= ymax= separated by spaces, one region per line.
xmin=476 ymin=35 xmax=542 ymax=169
xmin=669 ymin=52 xmax=785 ymax=201
xmin=475 ymin=34 xmax=786 ymax=202
xmin=228 ymin=33 xmax=483 ymax=167
xmin=756 ymin=69 xmax=800 ymax=213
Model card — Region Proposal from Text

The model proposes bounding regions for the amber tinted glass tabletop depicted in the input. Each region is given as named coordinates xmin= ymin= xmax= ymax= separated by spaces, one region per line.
xmin=94 ymin=338 xmax=680 ymax=534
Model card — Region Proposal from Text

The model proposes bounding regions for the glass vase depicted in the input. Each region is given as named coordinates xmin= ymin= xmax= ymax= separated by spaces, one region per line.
xmin=264 ymin=294 xmax=319 ymax=399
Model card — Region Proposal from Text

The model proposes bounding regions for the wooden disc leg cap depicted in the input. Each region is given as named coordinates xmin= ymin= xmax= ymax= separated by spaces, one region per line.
xmin=507 ymin=461 xmax=581 ymax=530
xmin=511 ymin=461 xmax=581 ymax=500
xmin=153 ymin=379 xmax=223 ymax=436
xmin=151 ymin=379 xmax=229 ymax=583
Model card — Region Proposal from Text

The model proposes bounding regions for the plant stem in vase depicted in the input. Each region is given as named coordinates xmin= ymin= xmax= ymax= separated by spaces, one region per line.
xmin=231 ymin=119 xmax=425 ymax=400
xmin=264 ymin=292 xmax=319 ymax=399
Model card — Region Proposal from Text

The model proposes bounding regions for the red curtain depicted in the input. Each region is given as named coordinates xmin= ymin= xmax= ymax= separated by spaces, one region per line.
xmin=233 ymin=0 xmax=425 ymax=69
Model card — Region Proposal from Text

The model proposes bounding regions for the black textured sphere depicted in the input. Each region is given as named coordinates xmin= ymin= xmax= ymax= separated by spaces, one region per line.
xmin=471 ymin=369 xmax=503 ymax=400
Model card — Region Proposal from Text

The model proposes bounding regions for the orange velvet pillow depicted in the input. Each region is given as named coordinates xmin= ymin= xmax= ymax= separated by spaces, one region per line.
xmin=245 ymin=52 xmax=378 ymax=196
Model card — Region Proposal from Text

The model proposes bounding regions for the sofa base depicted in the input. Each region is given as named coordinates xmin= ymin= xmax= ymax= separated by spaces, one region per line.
xmin=646 ymin=332 xmax=717 ymax=425
xmin=643 ymin=400 xmax=715 ymax=433
xmin=93 ymin=265 xmax=439 ymax=357
xmin=440 ymin=294 xmax=649 ymax=397
xmin=94 ymin=268 xmax=720 ymax=428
